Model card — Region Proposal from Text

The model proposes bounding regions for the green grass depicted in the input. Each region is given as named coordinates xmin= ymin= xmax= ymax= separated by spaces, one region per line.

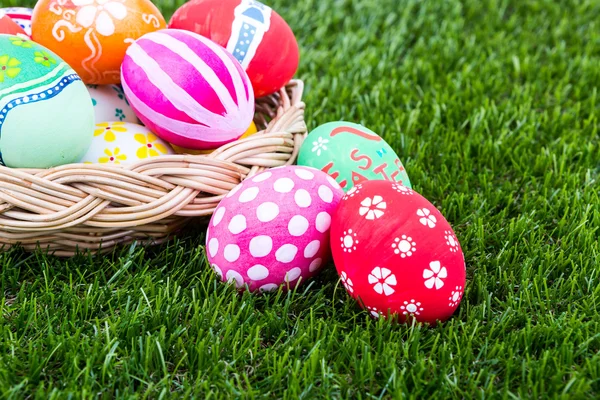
xmin=1 ymin=0 xmax=600 ymax=397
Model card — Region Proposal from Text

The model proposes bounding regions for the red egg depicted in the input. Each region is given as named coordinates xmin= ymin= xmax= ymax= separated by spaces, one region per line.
xmin=331 ymin=180 xmax=466 ymax=324
xmin=0 ymin=10 xmax=27 ymax=36
xmin=168 ymin=0 xmax=299 ymax=98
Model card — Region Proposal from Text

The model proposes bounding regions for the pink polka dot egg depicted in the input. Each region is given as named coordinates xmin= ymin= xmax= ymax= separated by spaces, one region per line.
xmin=206 ymin=166 xmax=344 ymax=292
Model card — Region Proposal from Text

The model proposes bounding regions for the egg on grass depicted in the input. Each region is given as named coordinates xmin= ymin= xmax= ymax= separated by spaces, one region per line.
xmin=298 ymin=121 xmax=411 ymax=192
xmin=330 ymin=180 xmax=466 ymax=324
xmin=206 ymin=166 xmax=344 ymax=292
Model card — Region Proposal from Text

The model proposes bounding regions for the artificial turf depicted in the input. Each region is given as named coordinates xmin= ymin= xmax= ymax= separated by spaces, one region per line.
xmin=1 ymin=0 xmax=599 ymax=397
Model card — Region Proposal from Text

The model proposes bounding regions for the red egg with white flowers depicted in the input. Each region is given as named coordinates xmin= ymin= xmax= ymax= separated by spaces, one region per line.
xmin=168 ymin=0 xmax=299 ymax=98
xmin=331 ymin=180 xmax=466 ymax=324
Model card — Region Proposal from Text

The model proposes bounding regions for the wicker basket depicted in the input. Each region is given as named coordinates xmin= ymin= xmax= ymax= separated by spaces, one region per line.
xmin=0 ymin=80 xmax=307 ymax=256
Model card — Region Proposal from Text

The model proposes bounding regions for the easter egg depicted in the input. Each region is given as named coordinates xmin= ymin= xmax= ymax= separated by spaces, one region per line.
xmin=0 ymin=10 xmax=27 ymax=36
xmin=31 ymin=0 xmax=166 ymax=85
xmin=169 ymin=0 xmax=299 ymax=98
xmin=331 ymin=180 xmax=466 ymax=324
xmin=79 ymin=121 xmax=174 ymax=164
xmin=298 ymin=122 xmax=412 ymax=193
xmin=0 ymin=34 xmax=94 ymax=168
xmin=206 ymin=166 xmax=344 ymax=292
xmin=1 ymin=8 xmax=33 ymax=36
xmin=87 ymin=84 xmax=138 ymax=124
xmin=171 ymin=121 xmax=258 ymax=155
xmin=121 ymin=29 xmax=255 ymax=150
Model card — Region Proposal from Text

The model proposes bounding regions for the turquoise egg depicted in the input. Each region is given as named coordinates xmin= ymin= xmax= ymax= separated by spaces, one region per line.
xmin=298 ymin=121 xmax=411 ymax=192
xmin=0 ymin=34 xmax=94 ymax=168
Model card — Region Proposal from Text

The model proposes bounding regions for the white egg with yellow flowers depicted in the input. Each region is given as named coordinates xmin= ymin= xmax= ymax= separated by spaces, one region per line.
xmin=79 ymin=122 xmax=174 ymax=165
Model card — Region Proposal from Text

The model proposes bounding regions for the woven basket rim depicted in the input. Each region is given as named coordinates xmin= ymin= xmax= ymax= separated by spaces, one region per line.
xmin=0 ymin=80 xmax=307 ymax=256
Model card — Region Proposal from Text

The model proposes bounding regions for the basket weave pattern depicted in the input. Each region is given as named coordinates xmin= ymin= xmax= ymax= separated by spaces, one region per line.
xmin=0 ymin=81 xmax=306 ymax=256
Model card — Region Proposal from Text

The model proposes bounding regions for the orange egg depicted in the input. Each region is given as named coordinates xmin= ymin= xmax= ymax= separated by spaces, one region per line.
xmin=172 ymin=121 xmax=258 ymax=155
xmin=31 ymin=0 xmax=166 ymax=85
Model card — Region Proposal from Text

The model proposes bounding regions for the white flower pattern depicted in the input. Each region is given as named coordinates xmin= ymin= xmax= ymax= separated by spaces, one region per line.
xmin=445 ymin=230 xmax=459 ymax=252
xmin=368 ymin=267 xmax=397 ymax=296
xmin=367 ymin=306 xmax=381 ymax=319
xmin=392 ymin=235 xmax=416 ymax=258
xmin=72 ymin=0 xmax=127 ymax=37
xmin=401 ymin=299 xmax=423 ymax=316
xmin=449 ymin=285 xmax=463 ymax=307
xmin=417 ymin=208 xmax=437 ymax=228
xmin=340 ymin=229 xmax=358 ymax=253
xmin=311 ymin=137 xmax=329 ymax=156
xmin=340 ymin=271 xmax=354 ymax=293
xmin=393 ymin=184 xmax=413 ymax=195
xmin=359 ymin=196 xmax=386 ymax=220
xmin=423 ymin=261 xmax=447 ymax=289
xmin=343 ymin=185 xmax=361 ymax=200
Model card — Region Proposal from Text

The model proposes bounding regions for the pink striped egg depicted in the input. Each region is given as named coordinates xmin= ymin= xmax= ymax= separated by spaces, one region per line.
xmin=121 ymin=29 xmax=255 ymax=150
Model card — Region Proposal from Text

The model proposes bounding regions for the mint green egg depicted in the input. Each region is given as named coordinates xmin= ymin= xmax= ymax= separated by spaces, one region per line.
xmin=0 ymin=34 xmax=94 ymax=168
xmin=297 ymin=121 xmax=411 ymax=192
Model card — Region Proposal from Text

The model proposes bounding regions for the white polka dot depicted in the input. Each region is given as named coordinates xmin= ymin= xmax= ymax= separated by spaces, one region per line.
xmin=247 ymin=265 xmax=269 ymax=281
xmin=224 ymin=244 xmax=240 ymax=262
xmin=227 ymin=184 xmax=242 ymax=198
xmin=309 ymin=258 xmax=322 ymax=272
xmin=285 ymin=267 xmax=302 ymax=282
xmin=273 ymin=178 xmax=295 ymax=193
xmin=249 ymin=236 xmax=273 ymax=257
xmin=208 ymin=237 xmax=219 ymax=258
xmin=260 ymin=283 xmax=279 ymax=292
xmin=211 ymin=264 xmax=223 ymax=278
xmin=213 ymin=207 xmax=226 ymax=226
xmin=239 ymin=187 xmax=260 ymax=202
xmin=294 ymin=190 xmax=311 ymax=208
xmin=226 ymin=270 xmax=244 ymax=288
xmin=318 ymin=185 xmax=334 ymax=203
xmin=327 ymin=175 xmax=341 ymax=189
xmin=275 ymin=244 xmax=298 ymax=263
xmin=304 ymin=240 xmax=320 ymax=258
xmin=295 ymin=168 xmax=314 ymax=180
xmin=252 ymin=172 xmax=271 ymax=182
xmin=315 ymin=212 xmax=331 ymax=233
xmin=228 ymin=215 xmax=247 ymax=234
xmin=288 ymin=215 xmax=309 ymax=236
xmin=256 ymin=202 xmax=279 ymax=222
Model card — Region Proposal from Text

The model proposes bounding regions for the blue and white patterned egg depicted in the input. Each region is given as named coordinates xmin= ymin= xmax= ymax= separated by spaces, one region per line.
xmin=0 ymin=34 xmax=94 ymax=168
xmin=1 ymin=8 xmax=33 ymax=36
xmin=86 ymin=84 xmax=139 ymax=124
